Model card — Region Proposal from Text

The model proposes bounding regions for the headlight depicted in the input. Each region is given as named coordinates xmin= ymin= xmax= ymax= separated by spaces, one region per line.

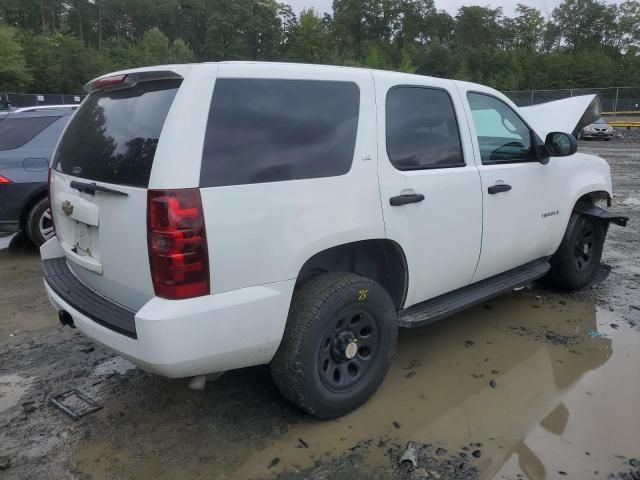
xmin=584 ymin=125 xmax=594 ymax=131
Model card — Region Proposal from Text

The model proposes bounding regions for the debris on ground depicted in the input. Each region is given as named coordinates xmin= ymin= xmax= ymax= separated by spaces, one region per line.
xmin=0 ymin=456 xmax=11 ymax=470
xmin=49 ymin=390 xmax=102 ymax=419
xmin=398 ymin=441 xmax=422 ymax=468
xmin=489 ymin=380 xmax=497 ymax=388
xmin=21 ymin=401 xmax=36 ymax=413
xmin=395 ymin=444 xmax=479 ymax=480
xmin=587 ymin=330 xmax=606 ymax=338
xmin=545 ymin=333 xmax=576 ymax=345
xmin=607 ymin=458 xmax=640 ymax=480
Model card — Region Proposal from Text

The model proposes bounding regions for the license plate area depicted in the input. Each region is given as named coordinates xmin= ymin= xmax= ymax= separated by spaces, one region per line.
xmin=72 ymin=220 xmax=100 ymax=261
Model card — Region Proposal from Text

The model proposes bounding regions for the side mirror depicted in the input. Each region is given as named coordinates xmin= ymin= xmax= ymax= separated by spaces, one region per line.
xmin=545 ymin=132 xmax=577 ymax=158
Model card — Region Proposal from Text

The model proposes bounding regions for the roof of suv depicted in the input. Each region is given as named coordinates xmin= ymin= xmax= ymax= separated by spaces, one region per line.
xmin=86 ymin=61 xmax=464 ymax=90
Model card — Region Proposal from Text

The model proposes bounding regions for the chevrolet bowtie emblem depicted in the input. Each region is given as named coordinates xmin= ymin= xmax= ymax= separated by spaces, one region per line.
xmin=61 ymin=200 xmax=74 ymax=216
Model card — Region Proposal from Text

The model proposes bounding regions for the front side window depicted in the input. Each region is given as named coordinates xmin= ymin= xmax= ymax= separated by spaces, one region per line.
xmin=200 ymin=79 xmax=360 ymax=187
xmin=467 ymin=93 xmax=534 ymax=164
xmin=386 ymin=87 xmax=464 ymax=170
xmin=0 ymin=116 xmax=60 ymax=151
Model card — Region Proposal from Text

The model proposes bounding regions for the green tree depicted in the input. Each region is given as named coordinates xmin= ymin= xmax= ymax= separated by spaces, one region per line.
xmin=170 ymin=38 xmax=195 ymax=63
xmin=0 ymin=26 xmax=31 ymax=90
xmin=285 ymin=8 xmax=332 ymax=63
xmin=552 ymin=0 xmax=615 ymax=49
xmin=136 ymin=27 xmax=171 ymax=65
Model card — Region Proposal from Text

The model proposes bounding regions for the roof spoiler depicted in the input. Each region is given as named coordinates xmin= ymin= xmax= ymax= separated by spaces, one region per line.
xmin=84 ymin=70 xmax=183 ymax=94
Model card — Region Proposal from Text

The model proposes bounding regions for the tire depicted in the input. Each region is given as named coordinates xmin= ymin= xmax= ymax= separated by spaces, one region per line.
xmin=544 ymin=212 xmax=606 ymax=290
xmin=270 ymin=272 xmax=397 ymax=419
xmin=25 ymin=197 xmax=54 ymax=247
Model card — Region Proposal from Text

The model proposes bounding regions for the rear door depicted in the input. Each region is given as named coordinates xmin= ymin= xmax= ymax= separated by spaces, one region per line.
xmin=50 ymin=72 xmax=186 ymax=310
xmin=375 ymin=74 xmax=482 ymax=307
xmin=196 ymin=63 xmax=383 ymax=294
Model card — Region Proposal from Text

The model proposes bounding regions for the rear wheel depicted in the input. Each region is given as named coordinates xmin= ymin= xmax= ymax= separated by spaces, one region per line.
xmin=544 ymin=212 xmax=605 ymax=290
xmin=271 ymin=272 xmax=397 ymax=418
xmin=25 ymin=197 xmax=54 ymax=247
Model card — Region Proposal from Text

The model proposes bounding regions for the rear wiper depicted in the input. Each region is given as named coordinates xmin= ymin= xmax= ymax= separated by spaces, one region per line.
xmin=70 ymin=180 xmax=128 ymax=197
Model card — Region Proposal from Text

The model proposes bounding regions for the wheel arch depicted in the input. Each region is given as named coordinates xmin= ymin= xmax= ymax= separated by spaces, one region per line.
xmin=573 ymin=190 xmax=611 ymax=208
xmin=295 ymin=239 xmax=409 ymax=309
xmin=18 ymin=185 xmax=48 ymax=231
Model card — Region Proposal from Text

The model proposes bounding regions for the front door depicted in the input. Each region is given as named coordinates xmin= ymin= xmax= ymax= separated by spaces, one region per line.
xmin=376 ymin=76 xmax=482 ymax=308
xmin=461 ymin=88 xmax=560 ymax=282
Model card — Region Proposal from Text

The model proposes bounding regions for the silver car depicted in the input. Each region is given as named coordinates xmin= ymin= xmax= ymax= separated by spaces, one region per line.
xmin=581 ymin=117 xmax=614 ymax=140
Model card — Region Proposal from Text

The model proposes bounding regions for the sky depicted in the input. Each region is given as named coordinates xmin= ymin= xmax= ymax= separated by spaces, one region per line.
xmin=286 ymin=0 xmax=625 ymax=18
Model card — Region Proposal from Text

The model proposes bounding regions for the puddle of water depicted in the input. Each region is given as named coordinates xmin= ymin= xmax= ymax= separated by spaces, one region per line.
xmin=0 ymin=236 xmax=57 ymax=335
xmin=92 ymin=357 xmax=136 ymax=376
xmin=232 ymin=293 xmax=622 ymax=479
xmin=73 ymin=291 xmax=639 ymax=480
xmin=0 ymin=374 xmax=36 ymax=413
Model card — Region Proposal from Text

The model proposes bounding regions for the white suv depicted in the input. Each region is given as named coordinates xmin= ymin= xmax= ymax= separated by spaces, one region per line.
xmin=41 ymin=62 xmax=627 ymax=418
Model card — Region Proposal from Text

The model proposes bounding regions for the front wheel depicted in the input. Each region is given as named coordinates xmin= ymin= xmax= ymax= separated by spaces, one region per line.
xmin=25 ymin=197 xmax=54 ymax=247
xmin=544 ymin=212 xmax=606 ymax=290
xmin=270 ymin=272 xmax=397 ymax=419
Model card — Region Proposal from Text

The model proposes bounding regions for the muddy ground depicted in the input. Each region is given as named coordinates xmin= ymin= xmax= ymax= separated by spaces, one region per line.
xmin=1 ymin=136 xmax=639 ymax=480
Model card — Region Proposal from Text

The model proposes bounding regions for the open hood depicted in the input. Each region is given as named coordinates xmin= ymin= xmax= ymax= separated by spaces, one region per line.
xmin=519 ymin=94 xmax=602 ymax=139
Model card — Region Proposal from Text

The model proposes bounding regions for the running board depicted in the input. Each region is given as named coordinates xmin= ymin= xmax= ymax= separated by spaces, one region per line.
xmin=399 ymin=258 xmax=551 ymax=328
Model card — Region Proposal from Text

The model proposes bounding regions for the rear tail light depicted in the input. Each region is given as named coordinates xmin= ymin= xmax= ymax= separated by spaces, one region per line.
xmin=0 ymin=175 xmax=12 ymax=183
xmin=147 ymin=189 xmax=210 ymax=300
xmin=47 ymin=168 xmax=56 ymax=235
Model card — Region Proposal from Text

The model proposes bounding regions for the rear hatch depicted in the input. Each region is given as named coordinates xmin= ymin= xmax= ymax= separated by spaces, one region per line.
xmin=50 ymin=72 xmax=183 ymax=311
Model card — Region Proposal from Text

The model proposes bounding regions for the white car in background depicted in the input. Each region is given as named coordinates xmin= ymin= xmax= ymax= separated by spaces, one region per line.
xmin=41 ymin=62 xmax=628 ymax=419
xmin=581 ymin=117 xmax=614 ymax=140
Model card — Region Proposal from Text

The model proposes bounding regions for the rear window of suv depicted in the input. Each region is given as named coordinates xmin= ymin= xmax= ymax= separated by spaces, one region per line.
xmin=200 ymin=79 xmax=360 ymax=187
xmin=0 ymin=116 xmax=60 ymax=151
xmin=54 ymin=79 xmax=181 ymax=188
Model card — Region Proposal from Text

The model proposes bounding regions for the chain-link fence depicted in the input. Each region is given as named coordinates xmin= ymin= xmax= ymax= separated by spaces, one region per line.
xmin=503 ymin=87 xmax=640 ymax=116
xmin=1 ymin=92 xmax=85 ymax=109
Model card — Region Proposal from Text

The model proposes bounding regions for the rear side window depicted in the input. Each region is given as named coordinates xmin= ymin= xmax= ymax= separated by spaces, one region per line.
xmin=200 ymin=79 xmax=360 ymax=187
xmin=386 ymin=87 xmax=464 ymax=170
xmin=0 ymin=116 xmax=60 ymax=151
xmin=54 ymin=79 xmax=181 ymax=187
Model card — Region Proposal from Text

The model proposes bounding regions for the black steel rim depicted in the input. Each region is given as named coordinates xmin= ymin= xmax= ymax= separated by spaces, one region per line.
xmin=317 ymin=306 xmax=379 ymax=392
xmin=573 ymin=220 xmax=594 ymax=272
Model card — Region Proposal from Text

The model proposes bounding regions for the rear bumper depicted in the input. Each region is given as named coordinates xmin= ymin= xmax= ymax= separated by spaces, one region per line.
xmin=41 ymin=240 xmax=295 ymax=378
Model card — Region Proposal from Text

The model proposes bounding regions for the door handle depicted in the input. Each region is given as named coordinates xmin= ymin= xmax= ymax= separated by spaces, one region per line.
xmin=488 ymin=184 xmax=512 ymax=194
xmin=389 ymin=193 xmax=425 ymax=206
